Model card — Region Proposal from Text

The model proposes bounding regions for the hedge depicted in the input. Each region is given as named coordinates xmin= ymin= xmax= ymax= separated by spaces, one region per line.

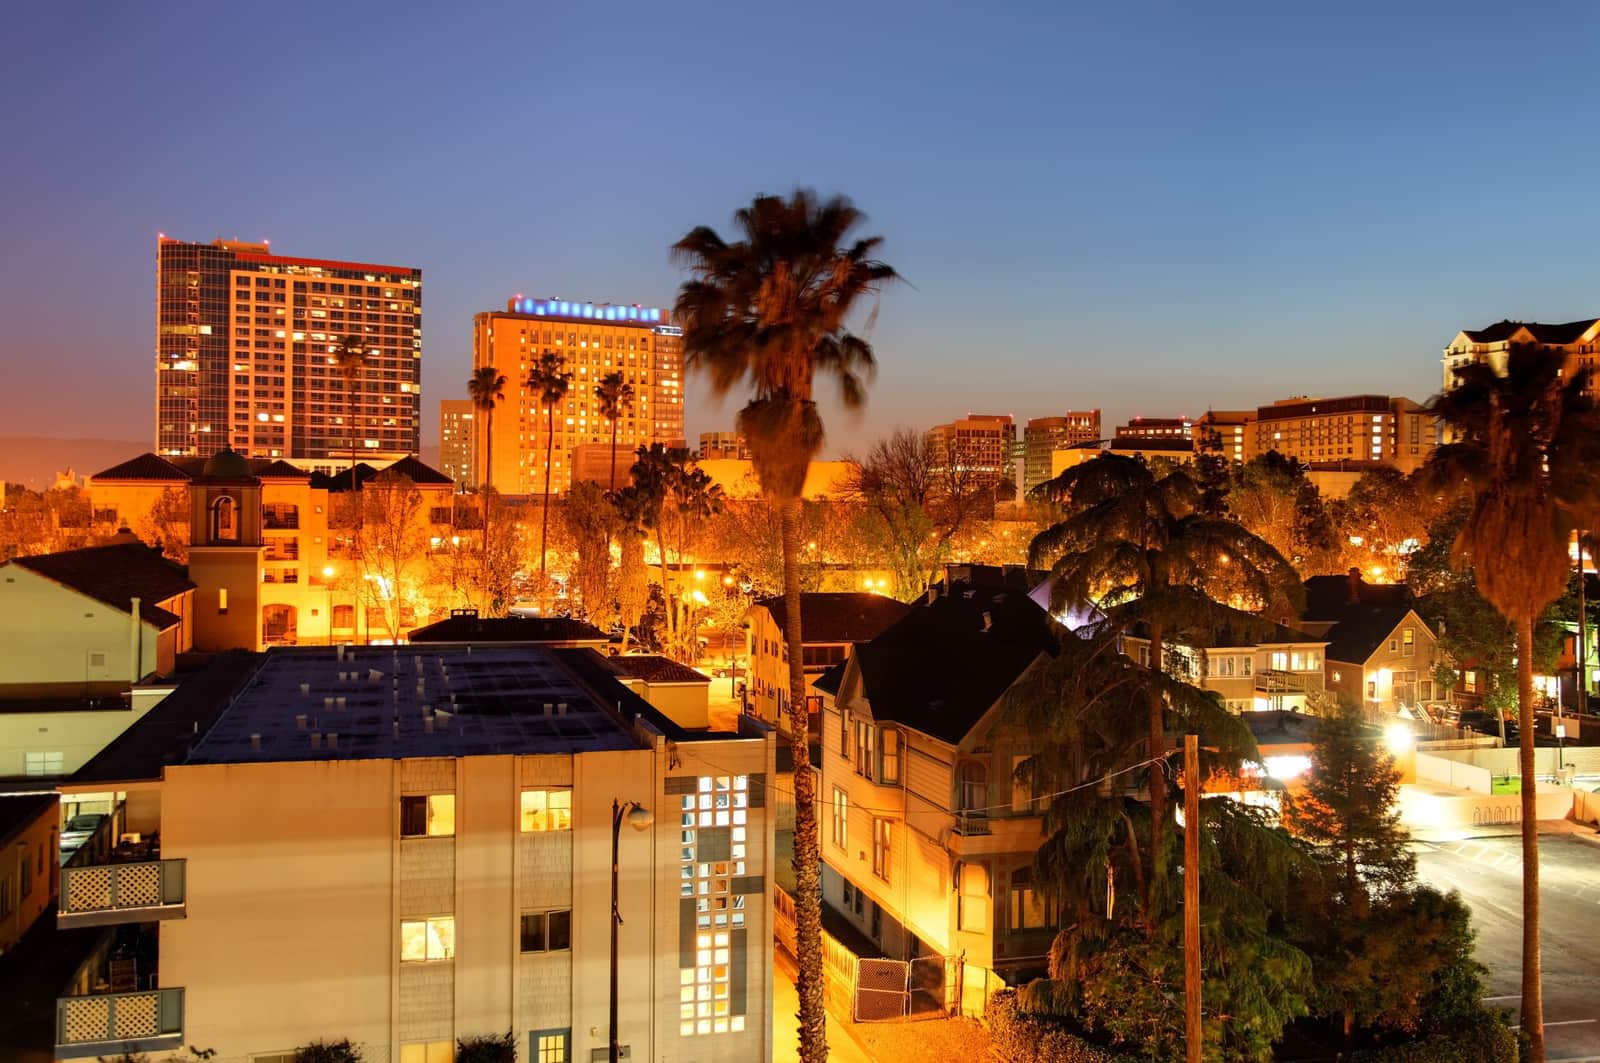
xmin=1343 ymin=1015 xmax=1517 ymax=1063
xmin=984 ymin=989 xmax=1139 ymax=1063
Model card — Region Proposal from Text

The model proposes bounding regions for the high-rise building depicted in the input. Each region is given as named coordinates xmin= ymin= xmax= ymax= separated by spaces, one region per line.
xmin=1192 ymin=410 xmax=1256 ymax=463
xmin=155 ymin=237 xmax=422 ymax=466
xmin=1022 ymin=412 xmax=1100 ymax=493
xmin=1252 ymin=395 xmax=1435 ymax=473
xmin=699 ymin=431 xmax=750 ymax=461
xmin=1442 ymin=318 xmax=1600 ymax=395
xmin=472 ymin=298 xmax=684 ymax=496
xmin=926 ymin=414 xmax=1017 ymax=481
xmin=439 ymin=399 xmax=475 ymax=486
xmin=1116 ymin=416 xmax=1193 ymax=439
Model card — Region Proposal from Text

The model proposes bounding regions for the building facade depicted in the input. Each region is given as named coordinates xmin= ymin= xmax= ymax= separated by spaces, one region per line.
xmin=1116 ymin=416 xmax=1192 ymax=439
xmin=1192 ymin=410 xmax=1256 ymax=463
xmin=1252 ymin=395 xmax=1434 ymax=474
xmin=53 ymin=645 xmax=776 ymax=1063
xmin=1442 ymin=318 xmax=1600 ymax=395
xmin=699 ymin=433 xmax=750 ymax=461
xmin=155 ymin=237 xmax=422 ymax=467
xmin=439 ymin=400 xmax=475 ymax=487
xmin=1021 ymin=413 xmax=1100 ymax=494
xmin=926 ymin=415 xmax=1018 ymax=485
xmin=472 ymin=299 xmax=684 ymax=497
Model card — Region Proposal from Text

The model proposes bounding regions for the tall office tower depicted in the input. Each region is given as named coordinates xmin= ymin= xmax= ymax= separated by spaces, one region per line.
xmin=472 ymin=298 xmax=684 ymax=496
xmin=155 ymin=237 xmax=422 ymax=467
xmin=439 ymin=399 xmax=475 ymax=487
xmin=1022 ymin=411 xmax=1100 ymax=493
xmin=926 ymin=414 xmax=1017 ymax=481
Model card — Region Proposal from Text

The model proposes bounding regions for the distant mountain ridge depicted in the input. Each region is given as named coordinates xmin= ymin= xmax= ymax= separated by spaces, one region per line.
xmin=0 ymin=437 xmax=443 ymax=490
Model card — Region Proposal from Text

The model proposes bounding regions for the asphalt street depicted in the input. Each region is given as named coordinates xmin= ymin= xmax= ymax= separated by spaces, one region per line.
xmin=1414 ymin=831 xmax=1600 ymax=1062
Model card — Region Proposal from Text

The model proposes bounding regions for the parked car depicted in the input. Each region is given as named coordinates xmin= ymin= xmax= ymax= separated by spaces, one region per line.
xmin=60 ymin=812 xmax=106 ymax=861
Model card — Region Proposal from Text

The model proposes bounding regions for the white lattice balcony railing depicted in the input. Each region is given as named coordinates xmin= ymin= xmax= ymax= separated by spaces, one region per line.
xmin=58 ymin=860 xmax=185 ymax=928
xmin=55 ymin=988 xmax=184 ymax=1059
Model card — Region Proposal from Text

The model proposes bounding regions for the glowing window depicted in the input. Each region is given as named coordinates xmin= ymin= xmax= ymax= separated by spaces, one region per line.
xmin=400 ymin=916 xmax=455 ymax=962
xmin=521 ymin=789 xmax=572 ymax=832
xmin=400 ymin=794 xmax=454 ymax=837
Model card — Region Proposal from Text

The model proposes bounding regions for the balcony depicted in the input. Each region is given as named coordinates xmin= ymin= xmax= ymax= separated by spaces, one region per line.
xmin=55 ymin=988 xmax=185 ymax=1059
xmin=951 ymin=811 xmax=992 ymax=837
xmin=59 ymin=859 xmax=186 ymax=929
xmin=1254 ymin=669 xmax=1321 ymax=695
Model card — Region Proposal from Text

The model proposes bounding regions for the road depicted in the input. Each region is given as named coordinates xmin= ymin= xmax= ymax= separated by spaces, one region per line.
xmin=1414 ymin=831 xmax=1600 ymax=1062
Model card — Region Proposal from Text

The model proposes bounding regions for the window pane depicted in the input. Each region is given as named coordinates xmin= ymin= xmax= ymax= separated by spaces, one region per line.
xmin=521 ymin=912 xmax=545 ymax=952
xmin=400 ymin=796 xmax=427 ymax=837
xmin=427 ymin=794 xmax=455 ymax=836
xmin=400 ymin=919 xmax=427 ymax=961
xmin=548 ymin=909 xmax=572 ymax=950
xmin=426 ymin=1043 xmax=453 ymax=1063
xmin=522 ymin=789 xmax=572 ymax=832
xmin=400 ymin=1046 xmax=426 ymax=1063
xmin=427 ymin=916 xmax=455 ymax=960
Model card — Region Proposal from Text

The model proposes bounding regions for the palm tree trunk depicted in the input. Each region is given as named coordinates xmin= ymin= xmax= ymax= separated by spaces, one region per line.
xmin=483 ymin=407 xmax=493 ymax=491
xmin=783 ymin=497 xmax=828 ymax=1063
xmin=347 ymin=381 xmax=357 ymax=476
xmin=1148 ymin=619 xmax=1168 ymax=899
xmin=657 ymin=523 xmax=673 ymax=652
xmin=1517 ymin=615 xmax=1544 ymax=1062
xmin=540 ymin=405 xmax=554 ymax=581
xmin=609 ymin=421 xmax=619 ymax=491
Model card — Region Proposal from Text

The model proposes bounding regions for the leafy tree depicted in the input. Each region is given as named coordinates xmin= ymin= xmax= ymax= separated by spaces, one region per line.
xmin=563 ymin=480 xmax=618 ymax=623
xmin=455 ymin=1032 xmax=515 ymax=1063
xmin=594 ymin=370 xmax=635 ymax=490
xmin=333 ymin=335 xmax=369 ymax=474
xmin=611 ymin=484 xmax=653 ymax=651
xmin=345 ymin=472 xmax=427 ymax=642
xmin=134 ymin=486 xmax=190 ymax=563
xmin=525 ymin=351 xmax=573 ymax=585
xmin=467 ymin=366 xmax=507 ymax=488
xmin=1029 ymin=454 xmax=1303 ymax=873
xmin=294 ymin=1040 xmax=362 ymax=1063
xmin=1424 ymin=346 xmax=1600 ymax=1061
xmin=673 ymin=188 xmax=896 ymax=1063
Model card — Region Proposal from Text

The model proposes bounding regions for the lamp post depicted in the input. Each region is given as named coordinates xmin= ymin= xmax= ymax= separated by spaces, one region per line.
xmin=611 ymin=798 xmax=654 ymax=1063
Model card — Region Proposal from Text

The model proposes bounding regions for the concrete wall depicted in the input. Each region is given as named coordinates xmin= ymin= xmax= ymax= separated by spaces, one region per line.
xmin=0 ymin=564 xmax=179 ymax=693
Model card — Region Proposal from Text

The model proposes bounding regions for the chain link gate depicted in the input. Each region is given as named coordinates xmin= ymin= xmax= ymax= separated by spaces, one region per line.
xmin=854 ymin=957 xmax=909 ymax=1020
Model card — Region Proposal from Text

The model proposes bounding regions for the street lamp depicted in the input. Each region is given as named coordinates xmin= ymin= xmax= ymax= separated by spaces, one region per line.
xmin=610 ymin=798 xmax=654 ymax=1063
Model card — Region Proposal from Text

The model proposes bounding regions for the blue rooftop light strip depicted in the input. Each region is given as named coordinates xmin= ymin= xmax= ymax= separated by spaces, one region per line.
xmin=510 ymin=297 xmax=667 ymax=323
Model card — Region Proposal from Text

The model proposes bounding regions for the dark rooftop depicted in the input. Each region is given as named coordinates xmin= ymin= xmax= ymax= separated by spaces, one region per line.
xmin=941 ymin=564 xmax=1047 ymax=593
xmin=0 ymin=793 xmax=58 ymax=845
xmin=408 ymin=612 xmax=609 ymax=645
xmin=754 ymin=593 xmax=912 ymax=645
xmin=1461 ymin=319 xmax=1600 ymax=345
xmin=607 ymin=654 xmax=710 ymax=685
xmin=849 ymin=583 xmax=1059 ymax=745
xmin=89 ymin=452 xmax=191 ymax=483
xmin=1303 ymin=573 xmax=1411 ymax=619
xmin=1323 ymin=605 xmax=1417 ymax=665
xmin=8 ymin=542 xmax=194 ymax=628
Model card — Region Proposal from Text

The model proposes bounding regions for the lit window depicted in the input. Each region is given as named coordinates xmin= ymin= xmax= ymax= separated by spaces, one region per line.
xmin=872 ymin=819 xmax=892 ymax=883
xmin=831 ymin=788 xmax=848 ymax=849
xmin=521 ymin=789 xmax=572 ymax=832
xmin=400 ymin=916 xmax=455 ymax=962
xmin=400 ymin=794 xmax=455 ymax=837
xmin=531 ymin=1031 xmax=570 ymax=1063
xmin=399 ymin=1042 xmax=453 ymax=1063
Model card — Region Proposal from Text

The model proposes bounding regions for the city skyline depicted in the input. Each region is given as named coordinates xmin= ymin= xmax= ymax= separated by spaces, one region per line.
xmin=4 ymin=3 xmax=1600 ymax=461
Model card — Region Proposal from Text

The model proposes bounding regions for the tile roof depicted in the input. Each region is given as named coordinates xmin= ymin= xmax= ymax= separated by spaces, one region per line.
xmin=849 ymin=584 xmax=1060 ymax=745
xmin=90 ymin=453 xmax=192 ymax=483
xmin=380 ymin=455 xmax=455 ymax=485
xmin=9 ymin=543 xmax=194 ymax=628
xmin=407 ymin=613 xmax=610 ymax=644
xmin=753 ymin=593 xmax=913 ymax=645
xmin=606 ymin=654 xmax=710 ymax=684
xmin=253 ymin=459 xmax=311 ymax=479
xmin=1461 ymin=319 xmax=1600 ymax=345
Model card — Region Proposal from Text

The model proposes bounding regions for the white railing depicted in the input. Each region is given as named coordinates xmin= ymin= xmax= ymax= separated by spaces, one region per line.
xmin=56 ymin=988 xmax=184 ymax=1058
xmin=59 ymin=860 xmax=185 ymax=926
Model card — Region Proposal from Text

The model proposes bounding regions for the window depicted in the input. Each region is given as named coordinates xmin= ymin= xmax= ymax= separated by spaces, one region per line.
xmin=1010 ymin=867 xmax=1052 ymax=930
xmin=520 ymin=909 xmax=573 ymax=952
xmin=521 ymin=789 xmax=572 ymax=831
xmin=841 ymin=878 xmax=865 ymax=916
xmin=1402 ymin=627 xmax=1415 ymax=656
xmin=840 ymin=708 xmax=851 ymax=760
xmin=1214 ymin=655 xmax=1234 ymax=677
xmin=23 ymin=752 xmax=63 ymax=777
xmin=19 ymin=856 xmax=31 ymax=899
xmin=400 ymin=916 xmax=455 ymax=962
xmin=400 ymin=794 xmax=455 ymax=837
xmin=853 ymin=720 xmax=875 ymax=778
xmin=831 ymin=788 xmax=848 ymax=849
xmin=399 ymin=1043 xmax=452 ymax=1063
xmin=1270 ymin=651 xmax=1289 ymax=671
xmin=1241 ymin=656 xmax=1252 ymax=676
xmin=530 ymin=1030 xmax=570 ymax=1063
xmin=1463 ymin=670 xmax=1478 ymax=693
xmin=872 ymin=818 xmax=892 ymax=883
xmin=958 ymin=862 xmax=989 ymax=932
xmin=879 ymin=728 xmax=900 ymax=784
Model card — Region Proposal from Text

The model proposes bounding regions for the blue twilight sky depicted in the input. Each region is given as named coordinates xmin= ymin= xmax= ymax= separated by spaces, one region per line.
xmin=2 ymin=1 xmax=1599 ymax=458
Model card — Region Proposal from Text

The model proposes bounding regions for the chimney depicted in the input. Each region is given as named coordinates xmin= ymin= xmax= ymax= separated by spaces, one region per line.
xmin=1346 ymin=567 xmax=1362 ymax=605
xmin=129 ymin=597 xmax=142 ymax=683
xmin=249 ymin=733 xmax=262 ymax=752
xmin=981 ymin=611 xmax=993 ymax=633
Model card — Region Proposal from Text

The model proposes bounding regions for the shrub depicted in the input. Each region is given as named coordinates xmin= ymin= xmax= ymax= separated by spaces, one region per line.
xmin=1343 ymin=1013 xmax=1516 ymax=1063
xmin=293 ymin=1041 xmax=363 ymax=1063
xmin=456 ymin=1032 xmax=516 ymax=1063
xmin=984 ymin=989 xmax=1138 ymax=1063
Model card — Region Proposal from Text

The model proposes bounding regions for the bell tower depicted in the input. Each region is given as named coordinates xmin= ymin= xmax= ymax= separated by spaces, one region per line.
xmin=188 ymin=448 xmax=266 ymax=651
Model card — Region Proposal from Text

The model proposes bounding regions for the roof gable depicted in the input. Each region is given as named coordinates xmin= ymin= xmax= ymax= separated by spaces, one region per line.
xmin=753 ymin=593 xmax=913 ymax=645
xmin=1324 ymin=607 xmax=1429 ymax=664
xmin=90 ymin=453 xmax=192 ymax=483
xmin=7 ymin=542 xmax=195 ymax=628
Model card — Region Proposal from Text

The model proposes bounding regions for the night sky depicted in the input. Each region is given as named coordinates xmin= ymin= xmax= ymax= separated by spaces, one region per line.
xmin=3 ymin=1 xmax=1599 ymax=457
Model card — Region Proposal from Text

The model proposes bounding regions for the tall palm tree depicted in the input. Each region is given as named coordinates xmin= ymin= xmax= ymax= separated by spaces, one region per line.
xmin=333 ymin=335 xmax=369 ymax=475
xmin=595 ymin=371 xmax=636 ymax=490
xmin=526 ymin=351 xmax=573 ymax=583
xmin=467 ymin=366 xmax=507 ymax=489
xmin=1028 ymin=454 xmax=1302 ymax=886
xmin=629 ymin=443 xmax=680 ymax=647
xmin=1425 ymin=346 xmax=1600 ymax=1063
xmin=674 ymin=189 xmax=896 ymax=1063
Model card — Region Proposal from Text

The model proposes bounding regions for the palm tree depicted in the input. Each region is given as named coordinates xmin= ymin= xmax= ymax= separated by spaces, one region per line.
xmin=674 ymin=189 xmax=896 ymax=1063
xmin=1028 ymin=454 xmax=1302 ymax=886
xmin=526 ymin=351 xmax=573 ymax=583
xmin=1425 ymin=345 xmax=1600 ymax=1063
xmin=333 ymin=335 xmax=369 ymax=475
xmin=628 ymin=443 xmax=680 ymax=647
xmin=467 ymin=366 xmax=507 ymax=489
xmin=595 ymin=371 xmax=636 ymax=490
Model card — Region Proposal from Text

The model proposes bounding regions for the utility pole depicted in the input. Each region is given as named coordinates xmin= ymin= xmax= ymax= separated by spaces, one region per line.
xmin=1577 ymin=533 xmax=1588 ymax=717
xmin=1184 ymin=732 xmax=1202 ymax=1063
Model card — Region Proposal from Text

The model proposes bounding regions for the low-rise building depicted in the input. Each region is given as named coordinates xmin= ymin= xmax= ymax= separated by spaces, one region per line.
xmin=52 ymin=644 xmax=776 ymax=1062
xmin=1116 ymin=416 xmax=1192 ymax=440
xmin=1122 ymin=621 xmax=1330 ymax=713
xmin=744 ymin=593 xmax=912 ymax=733
xmin=606 ymin=654 xmax=713 ymax=730
xmin=1301 ymin=572 xmax=1444 ymax=714
xmin=699 ymin=432 xmax=750 ymax=461
xmin=1106 ymin=436 xmax=1194 ymax=463
xmin=1252 ymin=394 xmax=1435 ymax=474
xmin=1192 ymin=410 xmax=1256 ymax=462
xmin=0 ymin=793 xmax=58 ymax=954
xmin=1022 ymin=413 xmax=1100 ymax=495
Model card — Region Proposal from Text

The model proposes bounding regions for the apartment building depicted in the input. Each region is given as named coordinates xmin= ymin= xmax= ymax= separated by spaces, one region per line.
xmin=814 ymin=582 xmax=1060 ymax=1007
xmin=1021 ymin=413 xmax=1100 ymax=495
xmin=1115 ymin=416 xmax=1192 ymax=439
xmin=1442 ymin=318 xmax=1600 ymax=395
xmin=155 ymin=237 xmax=422 ymax=467
xmin=1192 ymin=410 xmax=1256 ymax=462
xmin=439 ymin=400 xmax=475 ymax=487
xmin=472 ymin=299 xmax=684 ymax=497
xmin=744 ymin=593 xmax=911 ymax=733
xmin=699 ymin=432 xmax=750 ymax=461
xmin=53 ymin=644 xmax=776 ymax=1062
xmin=1251 ymin=395 xmax=1435 ymax=474
xmin=926 ymin=415 xmax=1018 ymax=482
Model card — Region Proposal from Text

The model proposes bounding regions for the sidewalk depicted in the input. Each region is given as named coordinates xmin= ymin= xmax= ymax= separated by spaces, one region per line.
xmin=773 ymin=945 xmax=876 ymax=1063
